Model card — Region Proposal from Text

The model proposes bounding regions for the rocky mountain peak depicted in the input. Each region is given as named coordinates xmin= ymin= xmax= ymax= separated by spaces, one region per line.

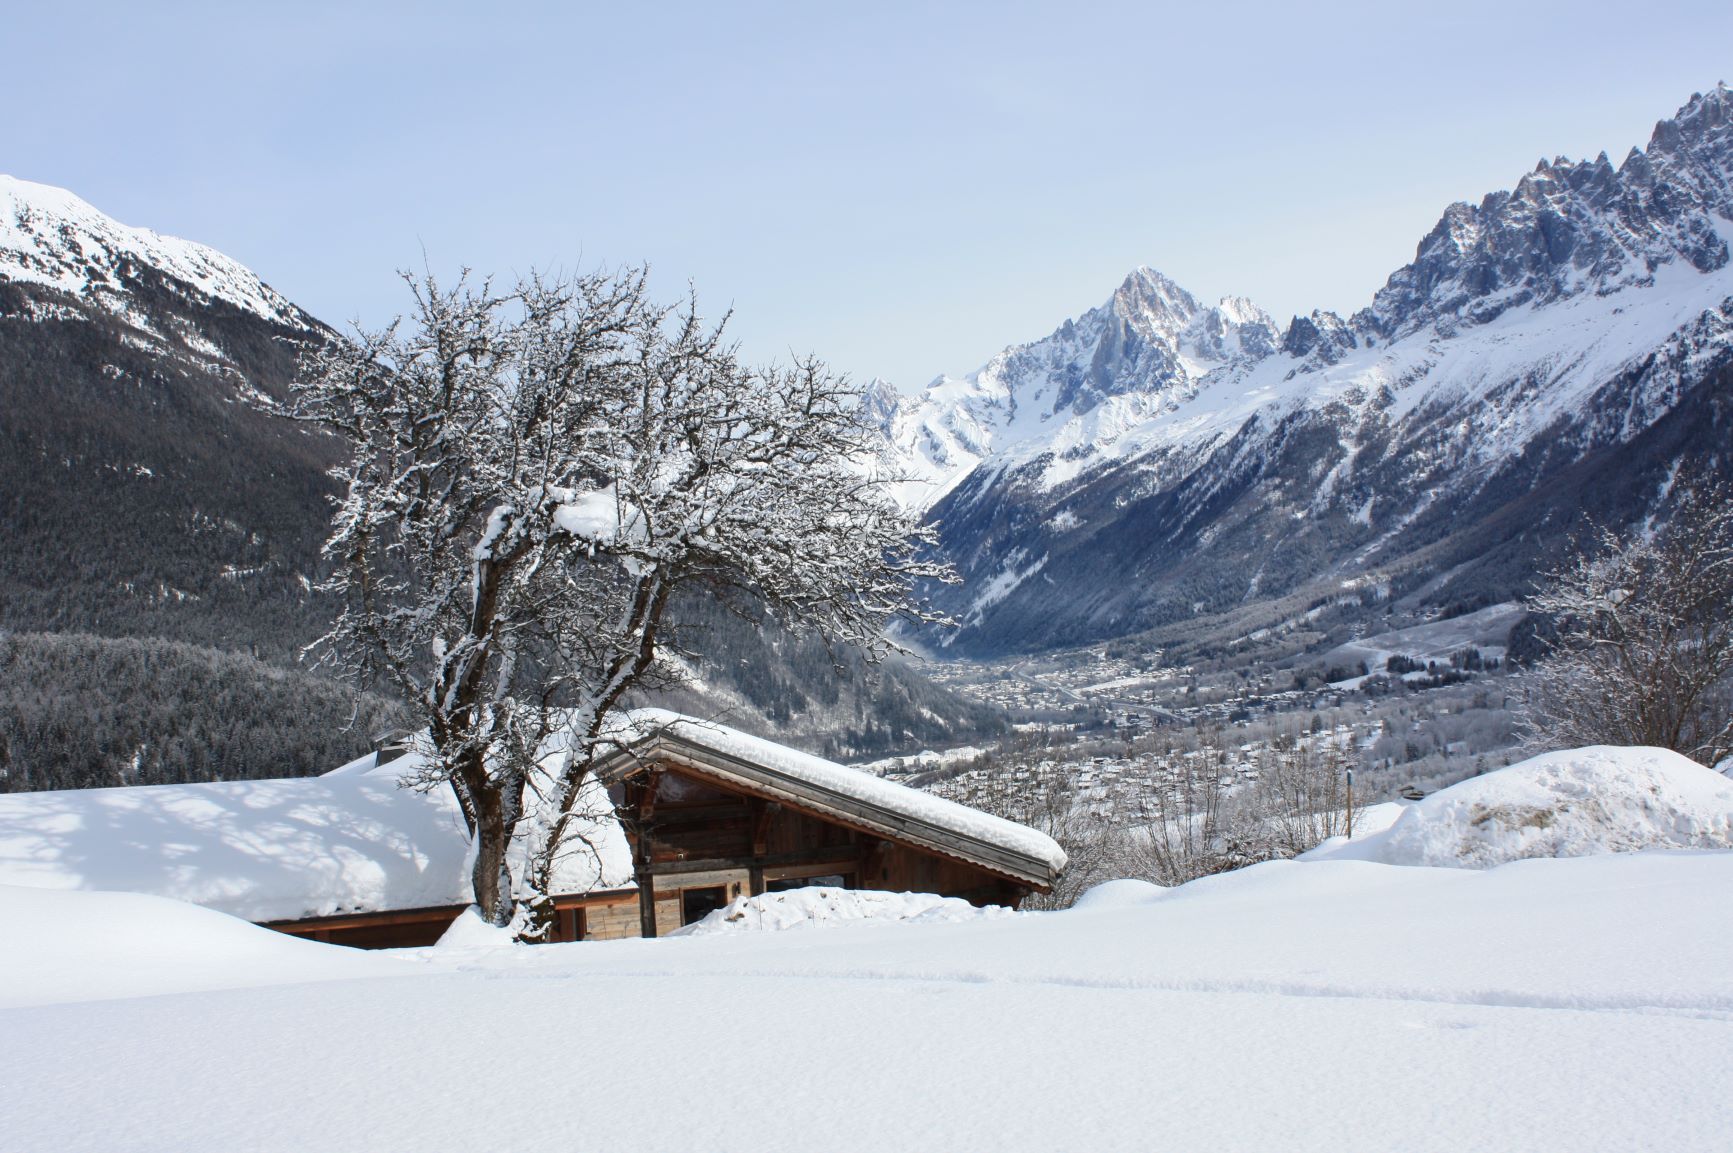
xmin=977 ymin=266 xmax=1277 ymax=420
xmin=1109 ymin=266 xmax=1202 ymax=330
xmin=856 ymin=377 xmax=902 ymax=437
xmin=1280 ymin=309 xmax=1356 ymax=364
xmin=871 ymin=268 xmax=1279 ymax=509
xmin=1652 ymin=82 xmax=1731 ymax=154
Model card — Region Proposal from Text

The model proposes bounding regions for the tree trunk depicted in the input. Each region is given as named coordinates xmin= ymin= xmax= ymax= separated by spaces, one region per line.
xmin=470 ymin=786 xmax=515 ymax=926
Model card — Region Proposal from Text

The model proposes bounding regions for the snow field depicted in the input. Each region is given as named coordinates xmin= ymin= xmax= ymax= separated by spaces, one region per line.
xmin=4 ymin=745 xmax=1733 ymax=1151
xmin=6 ymin=962 xmax=1723 ymax=1153
xmin=3 ymin=850 xmax=1732 ymax=1152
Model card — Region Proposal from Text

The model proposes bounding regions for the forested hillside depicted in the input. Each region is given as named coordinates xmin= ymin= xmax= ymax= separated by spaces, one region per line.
xmin=0 ymin=179 xmax=342 ymax=655
xmin=0 ymin=632 xmax=408 ymax=792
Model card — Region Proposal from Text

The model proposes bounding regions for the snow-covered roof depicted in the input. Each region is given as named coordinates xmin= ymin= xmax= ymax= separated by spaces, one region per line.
xmin=0 ymin=711 xmax=1063 ymax=921
xmin=0 ymin=754 xmax=632 ymax=924
xmin=599 ymin=709 xmax=1068 ymax=888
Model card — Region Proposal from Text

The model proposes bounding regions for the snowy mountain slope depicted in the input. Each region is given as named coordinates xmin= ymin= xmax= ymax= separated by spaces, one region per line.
xmin=1357 ymin=83 xmax=1733 ymax=341
xmin=0 ymin=177 xmax=340 ymax=654
xmin=897 ymin=84 xmax=1733 ymax=654
xmin=1 ymin=175 xmax=314 ymax=338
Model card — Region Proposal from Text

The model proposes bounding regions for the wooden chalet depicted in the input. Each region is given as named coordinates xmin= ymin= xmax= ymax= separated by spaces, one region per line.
xmin=0 ymin=711 xmax=1065 ymax=949
xmin=590 ymin=710 xmax=1063 ymax=939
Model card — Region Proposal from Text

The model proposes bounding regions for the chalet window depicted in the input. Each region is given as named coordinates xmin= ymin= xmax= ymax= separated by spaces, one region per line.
xmin=680 ymin=886 xmax=729 ymax=926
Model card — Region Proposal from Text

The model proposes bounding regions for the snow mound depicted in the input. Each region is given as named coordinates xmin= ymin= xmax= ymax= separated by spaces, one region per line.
xmin=1313 ymin=746 xmax=1733 ymax=869
xmin=0 ymin=885 xmax=395 ymax=1008
xmin=433 ymin=906 xmax=520 ymax=952
xmin=1071 ymin=878 xmax=1166 ymax=909
xmin=671 ymin=887 xmax=1012 ymax=936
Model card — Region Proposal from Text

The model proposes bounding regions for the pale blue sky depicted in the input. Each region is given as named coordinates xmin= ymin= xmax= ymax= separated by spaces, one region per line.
xmin=8 ymin=2 xmax=1731 ymax=388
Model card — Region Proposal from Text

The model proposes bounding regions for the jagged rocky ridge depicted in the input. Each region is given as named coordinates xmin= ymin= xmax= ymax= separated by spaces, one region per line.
xmin=876 ymin=85 xmax=1733 ymax=656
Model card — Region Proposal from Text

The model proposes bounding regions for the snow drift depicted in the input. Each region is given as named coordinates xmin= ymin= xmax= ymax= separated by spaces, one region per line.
xmin=0 ymin=884 xmax=398 ymax=1008
xmin=1309 ymin=745 xmax=1733 ymax=868
xmin=671 ymin=886 xmax=1011 ymax=936
xmin=7 ymin=852 xmax=1733 ymax=1152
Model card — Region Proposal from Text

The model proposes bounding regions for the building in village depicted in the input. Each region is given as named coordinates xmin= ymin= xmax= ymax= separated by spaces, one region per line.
xmin=0 ymin=711 xmax=1065 ymax=948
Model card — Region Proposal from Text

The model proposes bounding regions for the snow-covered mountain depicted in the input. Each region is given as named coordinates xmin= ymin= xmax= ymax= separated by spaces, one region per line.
xmin=884 ymin=84 xmax=1733 ymax=655
xmin=0 ymin=175 xmax=1001 ymax=754
xmin=1 ymin=175 xmax=315 ymax=338
xmin=0 ymin=175 xmax=338 ymax=653
xmin=869 ymin=268 xmax=1280 ymax=507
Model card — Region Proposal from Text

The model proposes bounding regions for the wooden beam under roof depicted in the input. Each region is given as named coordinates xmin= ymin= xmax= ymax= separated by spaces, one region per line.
xmin=643 ymin=845 xmax=863 ymax=878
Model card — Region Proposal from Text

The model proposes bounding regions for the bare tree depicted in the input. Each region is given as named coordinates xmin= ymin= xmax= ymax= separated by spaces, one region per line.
xmin=285 ymin=267 xmax=951 ymax=933
xmin=1522 ymin=477 xmax=1733 ymax=767
xmin=1142 ymin=732 xmax=1243 ymax=886
xmin=1256 ymin=731 xmax=1352 ymax=854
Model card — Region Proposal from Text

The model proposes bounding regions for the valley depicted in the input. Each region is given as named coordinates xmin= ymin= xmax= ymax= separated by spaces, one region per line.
xmin=888 ymin=599 xmax=1526 ymax=861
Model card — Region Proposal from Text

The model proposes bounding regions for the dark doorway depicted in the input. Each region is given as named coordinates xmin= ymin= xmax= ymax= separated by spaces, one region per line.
xmin=680 ymin=886 xmax=729 ymax=926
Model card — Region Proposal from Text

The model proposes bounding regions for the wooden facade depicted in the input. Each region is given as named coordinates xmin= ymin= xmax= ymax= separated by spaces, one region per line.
xmin=600 ymin=762 xmax=1032 ymax=940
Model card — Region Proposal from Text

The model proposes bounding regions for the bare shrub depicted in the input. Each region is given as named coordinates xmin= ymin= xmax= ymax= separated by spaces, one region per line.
xmin=949 ymin=723 xmax=1360 ymax=908
xmin=1522 ymin=477 xmax=1733 ymax=767
xmin=1140 ymin=732 xmax=1264 ymax=886
xmin=1254 ymin=732 xmax=1353 ymax=855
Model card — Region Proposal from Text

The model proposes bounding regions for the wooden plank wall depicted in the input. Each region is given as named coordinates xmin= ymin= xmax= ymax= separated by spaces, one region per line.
xmin=582 ymin=895 xmax=648 ymax=941
xmin=873 ymin=841 xmax=1028 ymax=908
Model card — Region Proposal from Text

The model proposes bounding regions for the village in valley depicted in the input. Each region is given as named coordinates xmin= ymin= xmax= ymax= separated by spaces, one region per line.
xmin=3 ymin=7 xmax=1733 ymax=1153
xmin=877 ymin=599 xmax=1526 ymax=824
